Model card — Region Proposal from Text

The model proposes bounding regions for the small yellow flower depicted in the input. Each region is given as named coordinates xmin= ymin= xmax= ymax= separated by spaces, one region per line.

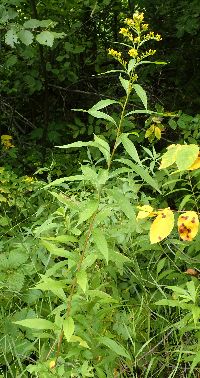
xmin=142 ymin=24 xmax=149 ymax=31
xmin=1 ymin=135 xmax=14 ymax=149
xmin=24 ymin=176 xmax=34 ymax=183
xmin=119 ymin=28 xmax=133 ymax=41
xmin=128 ymin=48 xmax=138 ymax=58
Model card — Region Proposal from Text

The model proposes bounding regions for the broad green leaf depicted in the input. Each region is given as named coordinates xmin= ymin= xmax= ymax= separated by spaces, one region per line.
xmin=77 ymin=270 xmax=88 ymax=293
xmin=41 ymin=239 xmax=71 ymax=258
xmin=34 ymin=276 xmax=66 ymax=301
xmin=82 ymin=254 xmax=98 ymax=269
xmin=133 ymin=84 xmax=148 ymax=109
xmin=127 ymin=58 xmax=136 ymax=74
xmin=90 ymin=99 xmax=119 ymax=111
xmin=5 ymin=29 xmax=18 ymax=47
xmin=99 ymin=337 xmax=131 ymax=359
xmin=78 ymin=200 xmax=98 ymax=225
xmin=23 ymin=19 xmax=41 ymax=28
xmin=63 ymin=316 xmax=74 ymax=341
xmin=36 ymin=31 xmax=54 ymax=46
xmin=14 ymin=318 xmax=54 ymax=330
xmin=120 ymin=133 xmax=142 ymax=166
xmin=88 ymin=109 xmax=117 ymax=126
xmin=119 ymin=75 xmax=130 ymax=94
xmin=18 ymin=30 xmax=34 ymax=45
xmin=176 ymin=144 xmax=199 ymax=170
xmin=92 ymin=228 xmax=109 ymax=264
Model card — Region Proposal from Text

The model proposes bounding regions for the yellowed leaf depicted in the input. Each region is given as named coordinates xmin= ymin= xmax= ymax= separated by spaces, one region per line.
xmin=188 ymin=155 xmax=200 ymax=171
xmin=137 ymin=205 xmax=155 ymax=220
xmin=154 ymin=126 xmax=161 ymax=140
xmin=150 ymin=208 xmax=174 ymax=244
xmin=159 ymin=144 xmax=181 ymax=170
xmin=178 ymin=211 xmax=199 ymax=241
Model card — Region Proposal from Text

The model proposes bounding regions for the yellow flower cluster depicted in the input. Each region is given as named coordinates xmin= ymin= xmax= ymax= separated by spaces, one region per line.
xmin=144 ymin=31 xmax=162 ymax=42
xmin=108 ymin=11 xmax=162 ymax=75
xmin=24 ymin=176 xmax=34 ymax=183
xmin=119 ymin=28 xmax=133 ymax=42
xmin=108 ymin=48 xmax=127 ymax=67
xmin=140 ymin=49 xmax=156 ymax=60
xmin=128 ymin=48 xmax=138 ymax=58
xmin=1 ymin=135 xmax=14 ymax=149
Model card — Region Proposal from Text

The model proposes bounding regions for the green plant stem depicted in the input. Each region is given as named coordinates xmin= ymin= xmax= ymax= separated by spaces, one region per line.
xmin=108 ymin=86 xmax=131 ymax=170
xmin=52 ymin=208 xmax=99 ymax=365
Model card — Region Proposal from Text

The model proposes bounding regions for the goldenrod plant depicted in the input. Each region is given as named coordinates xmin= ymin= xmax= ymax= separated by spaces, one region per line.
xmin=7 ymin=11 xmax=200 ymax=378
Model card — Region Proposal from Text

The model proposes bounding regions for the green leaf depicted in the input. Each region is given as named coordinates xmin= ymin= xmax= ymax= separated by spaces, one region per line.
xmin=111 ymin=189 xmax=135 ymax=220
xmin=119 ymin=159 xmax=161 ymax=193
xmin=44 ymin=175 xmax=83 ymax=189
xmin=176 ymin=144 xmax=199 ymax=170
xmin=119 ymin=75 xmax=130 ymax=94
xmin=23 ymin=19 xmax=41 ymax=28
xmin=36 ymin=31 xmax=54 ymax=46
xmin=125 ymin=109 xmax=153 ymax=117
xmin=18 ymin=30 xmax=33 ymax=45
xmin=14 ymin=318 xmax=54 ymax=330
xmin=63 ymin=316 xmax=75 ymax=341
xmin=120 ymin=134 xmax=142 ymax=166
xmin=41 ymin=239 xmax=71 ymax=258
xmin=93 ymin=135 xmax=110 ymax=163
xmin=92 ymin=229 xmax=109 ymax=264
xmin=88 ymin=109 xmax=117 ymax=126
xmin=127 ymin=59 xmax=136 ymax=74
xmin=70 ymin=335 xmax=89 ymax=348
xmin=90 ymin=99 xmax=119 ymax=111
xmin=78 ymin=200 xmax=98 ymax=225
xmin=133 ymin=84 xmax=148 ymax=109
xmin=77 ymin=270 xmax=88 ymax=293
xmin=56 ymin=141 xmax=93 ymax=149
xmin=5 ymin=29 xmax=18 ymax=47
xmin=99 ymin=336 xmax=131 ymax=359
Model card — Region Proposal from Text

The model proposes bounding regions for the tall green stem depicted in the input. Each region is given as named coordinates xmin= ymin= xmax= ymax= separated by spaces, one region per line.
xmin=108 ymin=82 xmax=131 ymax=169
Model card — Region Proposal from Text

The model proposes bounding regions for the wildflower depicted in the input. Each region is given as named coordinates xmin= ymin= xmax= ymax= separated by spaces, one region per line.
xmin=119 ymin=28 xmax=133 ymax=41
xmin=108 ymin=48 xmax=127 ymax=67
xmin=24 ymin=176 xmax=34 ymax=183
xmin=142 ymin=24 xmax=149 ymax=31
xmin=1 ymin=135 xmax=14 ymax=149
xmin=128 ymin=48 xmax=138 ymax=58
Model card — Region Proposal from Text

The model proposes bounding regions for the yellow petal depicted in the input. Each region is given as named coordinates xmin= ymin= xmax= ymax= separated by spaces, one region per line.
xmin=150 ymin=208 xmax=174 ymax=244
xmin=178 ymin=211 xmax=199 ymax=241
xmin=188 ymin=156 xmax=200 ymax=171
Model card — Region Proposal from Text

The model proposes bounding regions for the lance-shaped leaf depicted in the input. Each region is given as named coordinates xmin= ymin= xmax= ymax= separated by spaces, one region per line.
xmin=150 ymin=208 xmax=174 ymax=244
xmin=63 ymin=316 xmax=75 ymax=342
xmin=178 ymin=211 xmax=199 ymax=241
xmin=133 ymin=84 xmax=148 ymax=109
